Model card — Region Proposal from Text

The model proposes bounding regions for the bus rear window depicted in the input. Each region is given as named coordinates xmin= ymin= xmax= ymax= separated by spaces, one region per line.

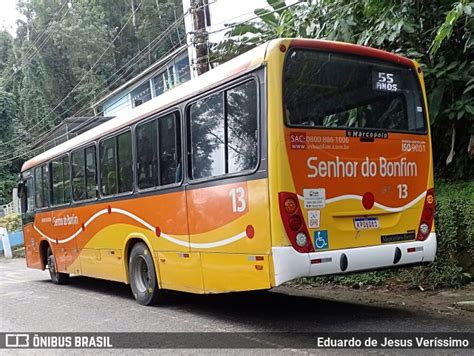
xmin=284 ymin=49 xmax=426 ymax=133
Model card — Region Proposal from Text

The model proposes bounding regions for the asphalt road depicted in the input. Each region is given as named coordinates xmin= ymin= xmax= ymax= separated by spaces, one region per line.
xmin=0 ymin=258 xmax=472 ymax=354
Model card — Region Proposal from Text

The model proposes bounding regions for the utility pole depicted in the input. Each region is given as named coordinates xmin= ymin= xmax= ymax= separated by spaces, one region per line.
xmin=190 ymin=0 xmax=209 ymax=76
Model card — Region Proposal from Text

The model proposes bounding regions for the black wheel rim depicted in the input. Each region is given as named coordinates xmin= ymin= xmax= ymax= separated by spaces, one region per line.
xmin=133 ymin=255 xmax=151 ymax=293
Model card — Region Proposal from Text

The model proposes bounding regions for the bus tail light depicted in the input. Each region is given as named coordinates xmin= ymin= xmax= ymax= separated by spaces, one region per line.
xmin=278 ymin=192 xmax=314 ymax=253
xmin=284 ymin=197 xmax=298 ymax=214
xmin=416 ymin=188 xmax=435 ymax=241
xmin=289 ymin=215 xmax=302 ymax=231
xmin=295 ymin=232 xmax=308 ymax=247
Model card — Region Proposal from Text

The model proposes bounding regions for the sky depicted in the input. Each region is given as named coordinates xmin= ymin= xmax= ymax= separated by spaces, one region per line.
xmin=0 ymin=0 xmax=22 ymax=36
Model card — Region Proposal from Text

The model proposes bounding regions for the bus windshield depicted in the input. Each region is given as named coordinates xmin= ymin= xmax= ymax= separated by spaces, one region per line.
xmin=284 ymin=49 xmax=426 ymax=133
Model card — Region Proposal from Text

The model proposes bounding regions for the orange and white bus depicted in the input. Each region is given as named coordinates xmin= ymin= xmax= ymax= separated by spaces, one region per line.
xmin=19 ymin=38 xmax=436 ymax=305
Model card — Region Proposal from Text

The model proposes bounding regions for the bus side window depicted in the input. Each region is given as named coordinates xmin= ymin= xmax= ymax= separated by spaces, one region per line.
xmin=19 ymin=171 xmax=34 ymax=213
xmin=136 ymin=119 xmax=159 ymax=189
xmin=100 ymin=131 xmax=132 ymax=196
xmin=189 ymin=92 xmax=225 ymax=179
xmin=135 ymin=112 xmax=181 ymax=189
xmin=72 ymin=149 xmax=86 ymax=201
xmin=227 ymin=80 xmax=258 ymax=173
xmin=188 ymin=79 xmax=258 ymax=180
xmin=26 ymin=177 xmax=34 ymax=212
xmin=117 ymin=131 xmax=133 ymax=193
xmin=63 ymin=156 xmax=71 ymax=202
xmin=100 ymin=137 xmax=116 ymax=196
xmin=85 ymin=146 xmax=97 ymax=199
xmin=34 ymin=164 xmax=49 ymax=208
xmin=51 ymin=155 xmax=71 ymax=205
xmin=159 ymin=113 xmax=180 ymax=185
xmin=71 ymin=146 xmax=97 ymax=201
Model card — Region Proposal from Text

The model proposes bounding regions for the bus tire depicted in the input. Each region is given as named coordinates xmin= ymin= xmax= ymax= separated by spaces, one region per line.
xmin=128 ymin=242 xmax=162 ymax=306
xmin=47 ymin=247 xmax=69 ymax=285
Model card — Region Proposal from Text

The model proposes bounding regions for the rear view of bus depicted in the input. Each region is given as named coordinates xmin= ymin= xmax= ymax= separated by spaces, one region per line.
xmin=267 ymin=39 xmax=436 ymax=285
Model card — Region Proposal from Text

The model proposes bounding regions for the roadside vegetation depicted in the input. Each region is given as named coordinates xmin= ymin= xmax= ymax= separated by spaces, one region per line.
xmin=0 ymin=212 xmax=21 ymax=232
xmin=0 ymin=0 xmax=184 ymax=204
xmin=305 ymin=181 xmax=474 ymax=289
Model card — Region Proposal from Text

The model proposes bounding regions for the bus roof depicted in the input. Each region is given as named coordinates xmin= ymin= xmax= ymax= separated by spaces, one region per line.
xmin=21 ymin=41 xmax=269 ymax=172
xmin=21 ymin=38 xmax=414 ymax=173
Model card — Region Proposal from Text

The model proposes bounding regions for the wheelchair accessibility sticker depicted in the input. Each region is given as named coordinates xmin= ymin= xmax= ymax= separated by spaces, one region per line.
xmin=314 ymin=230 xmax=329 ymax=250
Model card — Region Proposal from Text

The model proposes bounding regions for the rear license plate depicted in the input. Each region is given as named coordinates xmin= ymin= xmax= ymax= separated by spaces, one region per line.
xmin=354 ymin=217 xmax=380 ymax=230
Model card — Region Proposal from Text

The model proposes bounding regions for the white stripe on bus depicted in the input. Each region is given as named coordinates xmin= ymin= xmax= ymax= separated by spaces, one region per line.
xmin=297 ymin=191 xmax=426 ymax=213
xmin=33 ymin=208 xmax=248 ymax=249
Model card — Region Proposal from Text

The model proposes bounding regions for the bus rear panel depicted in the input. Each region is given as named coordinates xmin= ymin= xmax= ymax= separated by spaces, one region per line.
xmin=267 ymin=39 xmax=436 ymax=285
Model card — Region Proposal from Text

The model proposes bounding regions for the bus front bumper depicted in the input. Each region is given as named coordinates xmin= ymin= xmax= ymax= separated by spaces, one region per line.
xmin=272 ymin=232 xmax=437 ymax=286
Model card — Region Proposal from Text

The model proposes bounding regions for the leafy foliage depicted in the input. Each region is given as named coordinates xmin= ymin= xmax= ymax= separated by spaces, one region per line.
xmin=0 ymin=0 xmax=184 ymax=203
xmin=216 ymin=0 xmax=474 ymax=180
xmin=311 ymin=181 xmax=474 ymax=289
xmin=0 ymin=213 xmax=22 ymax=232
xmin=398 ymin=181 xmax=473 ymax=288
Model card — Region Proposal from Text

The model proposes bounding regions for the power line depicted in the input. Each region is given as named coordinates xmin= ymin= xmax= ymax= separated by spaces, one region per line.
xmin=3 ymin=1 xmax=71 ymax=85
xmin=20 ymin=2 xmax=71 ymax=68
xmin=0 ymin=2 xmax=197 ymax=154
xmin=50 ymin=42 xmax=190 ymax=142
xmin=3 ymin=0 xmax=299 ymax=164
xmin=0 ymin=12 xmax=189 ymax=162
xmin=0 ymin=0 xmax=145 ymax=150
xmin=2 ymin=0 xmax=280 ymax=163
xmin=206 ymin=1 xmax=303 ymax=36
xmin=0 ymin=41 xmax=190 ymax=164
xmin=44 ymin=0 xmax=216 ymax=120
xmin=71 ymin=16 xmax=188 ymax=117
xmin=4 ymin=0 xmax=291 ymax=164
xmin=7 ymin=13 xmax=189 ymax=155
xmin=0 ymin=1 xmax=217 ymax=160
xmin=21 ymin=1 xmax=69 ymax=57
xmin=2 ymin=0 xmax=219 ymax=158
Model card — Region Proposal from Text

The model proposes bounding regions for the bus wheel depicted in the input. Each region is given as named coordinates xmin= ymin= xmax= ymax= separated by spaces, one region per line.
xmin=46 ymin=247 xmax=69 ymax=285
xmin=128 ymin=242 xmax=162 ymax=306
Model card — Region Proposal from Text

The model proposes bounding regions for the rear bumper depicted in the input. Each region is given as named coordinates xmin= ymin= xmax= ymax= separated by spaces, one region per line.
xmin=272 ymin=232 xmax=436 ymax=286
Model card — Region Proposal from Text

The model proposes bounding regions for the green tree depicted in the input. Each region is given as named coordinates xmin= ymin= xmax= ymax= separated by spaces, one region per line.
xmin=0 ymin=0 xmax=185 ymax=202
xmin=0 ymin=89 xmax=20 ymax=204
xmin=217 ymin=0 xmax=474 ymax=180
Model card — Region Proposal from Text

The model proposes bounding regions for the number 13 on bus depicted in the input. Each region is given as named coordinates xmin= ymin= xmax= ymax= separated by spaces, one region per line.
xmin=18 ymin=38 xmax=436 ymax=305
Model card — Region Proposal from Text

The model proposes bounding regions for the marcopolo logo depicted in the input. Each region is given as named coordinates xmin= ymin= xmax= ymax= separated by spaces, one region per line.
xmin=346 ymin=129 xmax=388 ymax=139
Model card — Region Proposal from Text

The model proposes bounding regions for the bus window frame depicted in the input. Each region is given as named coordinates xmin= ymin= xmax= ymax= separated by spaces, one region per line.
xmin=34 ymin=163 xmax=50 ymax=211
xmin=133 ymin=107 xmax=184 ymax=194
xmin=282 ymin=47 xmax=429 ymax=136
xmin=70 ymin=143 xmax=99 ymax=204
xmin=49 ymin=153 xmax=72 ymax=208
xmin=185 ymin=74 xmax=261 ymax=185
xmin=98 ymin=127 xmax=135 ymax=200
xmin=20 ymin=169 xmax=34 ymax=214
